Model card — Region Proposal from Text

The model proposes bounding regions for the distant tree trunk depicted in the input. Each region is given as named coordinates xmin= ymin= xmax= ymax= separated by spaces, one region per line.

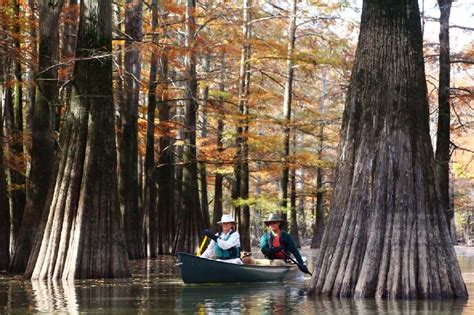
xmin=173 ymin=0 xmax=205 ymax=253
xmin=289 ymin=129 xmax=300 ymax=248
xmin=144 ymin=0 xmax=159 ymax=258
xmin=9 ymin=0 xmax=63 ymax=274
xmin=311 ymin=76 xmax=326 ymax=249
xmin=435 ymin=0 xmax=455 ymax=244
xmin=0 ymin=82 xmax=11 ymax=270
xmin=279 ymin=0 xmax=297 ymax=223
xmin=120 ymin=0 xmax=145 ymax=259
xmin=212 ymin=53 xmax=226 ymax=230
xmin=27 ymin=0 xmax=130 ymax=280
xmin=156 ymin=23 xmax=175 ymax=255
xmin=25 ymin=0 xmax=37 ymax=131
xmin=198 ymin=55 xmax=210 ymax=228
xmin=6 ymin=0 xmax=26 ymax=255
xmin=296 ymin=168 xmax=307 ymax=239
xmin=233 ymin=0 xmax=252 ymax=252
xmin=308 ymin=0 xmax=467 ymax=298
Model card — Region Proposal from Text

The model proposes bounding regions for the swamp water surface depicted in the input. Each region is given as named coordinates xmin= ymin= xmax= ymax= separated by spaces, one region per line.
xmin=1 ymin=247 xmax=474 ymax=314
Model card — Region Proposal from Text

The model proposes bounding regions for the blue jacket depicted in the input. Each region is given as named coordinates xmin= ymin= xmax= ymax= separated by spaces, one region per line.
xmin=260 ymin=230 xmax=304 ymax=265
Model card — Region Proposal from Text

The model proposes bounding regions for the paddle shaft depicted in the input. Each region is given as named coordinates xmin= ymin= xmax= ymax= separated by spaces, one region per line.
xmin=281 ymin=251 xmax=312 ymax=275
xmin=196 ymin=236 xmax=208 ymax=256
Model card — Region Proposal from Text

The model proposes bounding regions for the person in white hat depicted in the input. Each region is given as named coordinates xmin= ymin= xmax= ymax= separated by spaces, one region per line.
xmin=200 ymin=214 xmax=242 ymax=264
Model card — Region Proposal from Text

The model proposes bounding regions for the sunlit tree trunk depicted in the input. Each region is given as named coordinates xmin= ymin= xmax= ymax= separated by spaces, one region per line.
xmin=120 ymin=0 xmax=145 ymax=259
xmin=27 ymin=0 xmax=130 ymax=280
xmin=173 ymin=0 xmax=206 ymax=253
xmin=212 ymin=53 xmax=226 ymax=229
xmin=308 ymin=0 xmax=467 ymax=298
xmin=289 ymin=128 xmax=300 ymax=247
xmin=199 ymin=56 xmax=211 ymax=229
xmin=144 ymin=0 xmax=159 ymax=258
xmin=9 ymin=0 xmax=63 ymax=274
xmin=435 ymin=0 xmax=456 ymax=244
xmin=232 ymin=0 xmax=252 ymax=252
xmin=279 ymin=0 xmax=297 ymax=223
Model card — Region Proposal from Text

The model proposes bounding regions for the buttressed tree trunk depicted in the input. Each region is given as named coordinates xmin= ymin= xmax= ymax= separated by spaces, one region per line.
xmin=9 ymin=0 xmax=64 ymax=274
xmin=308 ymin=0 xmax=467 ymax=298
xmin=27 ymin=0 xmax=130 ymax=280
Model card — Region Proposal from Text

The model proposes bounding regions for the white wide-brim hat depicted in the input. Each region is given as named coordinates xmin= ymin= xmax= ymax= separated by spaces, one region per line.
xmin=217 ymin=214 xmax=236 ymax=224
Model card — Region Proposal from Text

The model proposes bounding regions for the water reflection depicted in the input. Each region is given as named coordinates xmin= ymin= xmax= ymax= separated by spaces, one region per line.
xmin=311 ymin=297 xmax=467 ymax=315
xmin=32 ymin=280 xmax=78 ymax=314
xmin=0 ymin=251 xmax=473 ymax=313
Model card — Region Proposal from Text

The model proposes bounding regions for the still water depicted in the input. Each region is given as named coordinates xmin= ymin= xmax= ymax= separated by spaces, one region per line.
xmin=1 ymin=247 xmax=473 ymax=314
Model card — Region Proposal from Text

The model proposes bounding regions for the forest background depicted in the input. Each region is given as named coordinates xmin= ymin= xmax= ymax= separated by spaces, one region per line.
xmin=0 ymin=0 xmax=472 ymax=276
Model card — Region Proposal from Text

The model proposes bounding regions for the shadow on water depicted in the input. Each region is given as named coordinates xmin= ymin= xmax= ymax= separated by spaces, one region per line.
xmin=0 ymin=249 xmax=473 ymax=313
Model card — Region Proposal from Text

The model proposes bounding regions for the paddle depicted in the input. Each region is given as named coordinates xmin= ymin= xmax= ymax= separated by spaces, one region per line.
xmin=281 ymin=251 xmax=312 ymax=276
xmin=196 ymin=236 xmax=208 ymax=256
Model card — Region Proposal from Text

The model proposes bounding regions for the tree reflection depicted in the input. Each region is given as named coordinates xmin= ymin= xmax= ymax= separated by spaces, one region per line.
xmin=32 ymin=280 xmax=78 ymax=313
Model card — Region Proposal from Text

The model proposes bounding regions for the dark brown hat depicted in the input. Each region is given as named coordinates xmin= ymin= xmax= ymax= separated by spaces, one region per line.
xmin=263 ymin=213 xmax=286 ymax=225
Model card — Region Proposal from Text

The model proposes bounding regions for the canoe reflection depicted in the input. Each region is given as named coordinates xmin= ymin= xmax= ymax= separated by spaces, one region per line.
xmin=178 ymin=283 xmax=306 ymax=314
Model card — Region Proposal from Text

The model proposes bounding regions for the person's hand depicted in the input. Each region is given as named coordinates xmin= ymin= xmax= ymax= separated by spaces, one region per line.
xmin=203 ymin=229 xmax=218 ymax=242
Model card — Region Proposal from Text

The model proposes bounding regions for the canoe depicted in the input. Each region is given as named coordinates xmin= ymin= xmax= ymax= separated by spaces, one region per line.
xmin=176 ymin=252 xmax=298 ymax=284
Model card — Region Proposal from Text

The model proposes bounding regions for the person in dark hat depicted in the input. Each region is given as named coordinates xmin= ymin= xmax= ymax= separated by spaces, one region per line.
xmin=260 ymin=213 xmax=308 ymax=272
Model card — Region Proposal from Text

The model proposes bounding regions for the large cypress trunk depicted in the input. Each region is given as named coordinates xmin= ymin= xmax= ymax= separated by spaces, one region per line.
xmin=308 ymin=0 xmax=467 ymax=298
xmin=434 ymin=0 xmax=455 ymax=244
xmin=9 ymin=0 xmax=64 ymax=274
xmin=27 ymin=0 xmax=130 ymax=280
xmin=120 ymin=0 xmax=145 ymax=259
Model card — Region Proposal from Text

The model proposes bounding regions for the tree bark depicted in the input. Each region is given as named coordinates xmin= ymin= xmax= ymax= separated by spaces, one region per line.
xmin=279 ymin=0 xmax=297 ymax=223
xmin=308 ymin=0 xmax=467 ymax=298
xmin=9 ymin=0 xmax=64 ymax=274
xmin=144 ymin=0 xmax=159 ymax=258
xmin=289 ymin=128 xmax=300 ymax=248
xmin=199 ymin=56 xmax=211 ymax=229
xmin=9 ymin=1 xmax=27 ymax=249
xmin=156 ymin=17 xmax=175 ymax=255
xmin=311 ymin=76 xmax=326 ymax=249
xmin=25 ymin=0 xmax=37 ymax=131
xmin=232 ymin=0 xmax=252 ymax=252
xmin=434 ymin=0 xmax=455 ymax=244
xmin=173 ymin=0 xmax=205 ymax=253
xmin=212 ymin=53 xmax=226 ymax=230
xmin=27 ymin=0 xmax=130 ymax=280
xmin=0 ymin=80 xmax=11 ymax=271
xmin=120 ymin=0 xmax=145 ymax=259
